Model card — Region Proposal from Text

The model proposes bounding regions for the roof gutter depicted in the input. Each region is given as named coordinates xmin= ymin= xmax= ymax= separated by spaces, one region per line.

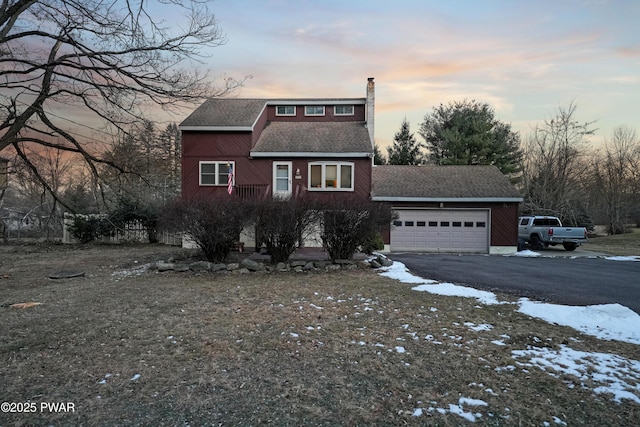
xmin=179 ymin=126 xmax=253 ymax=132
xmin=250 ymin=151 xmax=372 ymax=158
xmin=371 ymin=196 xmax=523 ymax=203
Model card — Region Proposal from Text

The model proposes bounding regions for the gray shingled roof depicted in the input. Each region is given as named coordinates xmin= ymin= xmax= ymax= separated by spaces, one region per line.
xmin=180 ymin=97 xmax=366 ymax=129
xmin=180 ymin=98 xmax=267 ymax=128
xmin=251 ymin=122 xmax=372 ymax=155
xmin=371 ymin=165 xmax=522 ymax=200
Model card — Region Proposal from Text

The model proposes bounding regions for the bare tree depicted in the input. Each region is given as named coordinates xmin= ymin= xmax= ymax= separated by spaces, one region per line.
xmin=521 ymin=102 xmax=596 ymax=225
xmin=3 ymin=143 xmax=75 ymax=238
xmin=0 ymin=0 xmax=242 ymax=205
xmin=587 ymin=125 xmax=640 ymax=233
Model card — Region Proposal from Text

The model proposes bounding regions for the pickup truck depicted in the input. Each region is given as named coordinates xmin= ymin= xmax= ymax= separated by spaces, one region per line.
xmin=518 ymin=216 xmax=587 ymax=251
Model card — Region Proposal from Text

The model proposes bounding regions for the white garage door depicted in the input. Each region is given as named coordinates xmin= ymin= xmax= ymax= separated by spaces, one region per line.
xmin=391 ymin=209 xmax=489 ymax=253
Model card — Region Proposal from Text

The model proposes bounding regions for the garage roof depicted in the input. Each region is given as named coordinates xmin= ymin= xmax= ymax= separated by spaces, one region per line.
xmin=371 ymin=165 xmax=523 ymax=202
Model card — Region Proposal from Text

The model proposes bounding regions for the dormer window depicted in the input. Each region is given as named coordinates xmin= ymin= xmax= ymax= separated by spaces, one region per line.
xmin=334 ymin=105 xmax=354 ymax=116
xmin=304 ymin=106 xmax=325 ymax=116
xmin=276 ymin=106 xmax=295 ymax=116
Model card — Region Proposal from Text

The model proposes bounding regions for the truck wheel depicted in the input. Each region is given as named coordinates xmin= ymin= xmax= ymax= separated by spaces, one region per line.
xmin=562 ymin=242 xmax=577 ymax=251
xmin=530 ymin=235 xmax=543 ymax=250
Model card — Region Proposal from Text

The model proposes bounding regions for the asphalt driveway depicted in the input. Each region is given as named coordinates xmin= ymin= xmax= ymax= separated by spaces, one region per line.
xmin=389 ymin=249 xmax=640 ymax=314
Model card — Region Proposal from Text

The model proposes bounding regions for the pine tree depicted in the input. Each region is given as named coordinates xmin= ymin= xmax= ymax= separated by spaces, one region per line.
xmin=419 ymin=100 xmax=522 ymax=175
xmin=386 ymin=119 xmax=425 ymax=165
xmin=373 ymin=143 xmax=387 ymax=165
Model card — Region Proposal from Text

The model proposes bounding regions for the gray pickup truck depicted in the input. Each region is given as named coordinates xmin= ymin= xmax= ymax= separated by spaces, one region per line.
xmin=518 ymin=216 xmax=588 ymax=251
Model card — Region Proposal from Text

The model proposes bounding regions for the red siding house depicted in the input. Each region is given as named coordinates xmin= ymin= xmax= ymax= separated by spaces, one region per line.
xmin=179 ymin=78 xmax=522 ymax=254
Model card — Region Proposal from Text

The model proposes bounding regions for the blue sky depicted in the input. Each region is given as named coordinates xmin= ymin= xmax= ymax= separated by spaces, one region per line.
xmin=184 ymin=0 xmax=639 ymax=149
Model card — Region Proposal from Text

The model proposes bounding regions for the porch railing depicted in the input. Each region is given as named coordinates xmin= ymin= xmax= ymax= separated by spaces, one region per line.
xmin=234 ymin=184 xmax=269 ymax=199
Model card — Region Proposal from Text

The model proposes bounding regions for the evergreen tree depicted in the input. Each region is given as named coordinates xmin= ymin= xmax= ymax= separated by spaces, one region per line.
xmin=419 ymin=100 xmax=522 ymax=175
xmin=373 ymin=143 xmax=387 ymax=165
xmin=387 ymin=119 xmax=425 ymax=165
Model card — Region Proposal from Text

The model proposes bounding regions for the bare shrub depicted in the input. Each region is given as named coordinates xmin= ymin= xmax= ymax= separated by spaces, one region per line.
xmin=320 ymin=197 xmax=396 ymax=261
xmin=160 ymin=197 xmax=252 ymax=262
xmin=253 ymin=197 xmax=320 ymax=264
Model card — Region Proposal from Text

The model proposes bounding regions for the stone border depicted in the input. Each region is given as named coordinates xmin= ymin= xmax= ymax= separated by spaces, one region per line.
xmin=152 ymin=253 xmax=393 ymax=274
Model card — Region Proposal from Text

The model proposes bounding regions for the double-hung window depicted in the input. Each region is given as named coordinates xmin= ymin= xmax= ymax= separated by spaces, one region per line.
xmin=309 ymin=162 xmax=354 ymax=191
xmin=200 ymin=161 xmax=234 ymax=186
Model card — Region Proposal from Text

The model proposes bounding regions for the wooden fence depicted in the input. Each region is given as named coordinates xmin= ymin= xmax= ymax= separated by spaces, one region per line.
xmin=63 ymin=213 xmax=182 ymax=246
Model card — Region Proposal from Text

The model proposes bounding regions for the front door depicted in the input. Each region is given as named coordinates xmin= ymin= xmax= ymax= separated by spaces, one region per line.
xmin=273 ymin=161 xmax=292 ymax=198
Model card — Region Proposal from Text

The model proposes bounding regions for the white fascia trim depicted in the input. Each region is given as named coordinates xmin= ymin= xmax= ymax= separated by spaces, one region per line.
xmin=371 ymin=197 xmax=523 ymax=203
xmin=251 ymin=102 xmax=269 ymax=128
xmin=179 ymin=126 xmax=253 ymax=132
xmin=250 ymin=151 xmax=372 ymax=158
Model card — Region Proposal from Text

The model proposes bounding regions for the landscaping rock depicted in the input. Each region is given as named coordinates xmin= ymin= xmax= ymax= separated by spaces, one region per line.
xmin=156 ymin=262 xmax=175 ymax=272
xmin=325 ymin=264 xmax=341 ymax=271
xmin=293 ymin=266 xmax=304 ymax=273
xmin=240 ymin=258 xmax=264 ymax=272
xmin=374 ymin=254 xmax=393 ymax=267
xmin=226 ymin=263 xmax=240 ymax=271
xmin=357 ymin=260 xmax=371 ymax=269
xmin=211 ymin=263 xmax=227 ymax=272
xmin=174 ymin=264 xmax=190 ymax=272
xmin=370 ymin=259 xmax=382 ymax=269
xmin=189 ymin=261 xmax=212 ymax=272
xmin=237 ymin=268 xmax=251 ymax=274
xmin=303 ymin=262 xmax=316 ymax=271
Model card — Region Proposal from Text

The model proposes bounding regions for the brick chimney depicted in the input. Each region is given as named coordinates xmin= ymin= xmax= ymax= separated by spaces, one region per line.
xmin=366 ymin=77 xmax=375 ymax=148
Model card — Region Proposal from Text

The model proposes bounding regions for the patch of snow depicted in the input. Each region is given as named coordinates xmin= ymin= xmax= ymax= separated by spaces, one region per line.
xmin=395 ymin=346 xmax=406 ymax=353
xmin=553 ymin=416 xmax=568 ymax=426
xmin=112 ymin=263 xmax=152 ymax=278
xmin=518 ymin=299 xmax=640 ymax=345
xmin=507 ymin=250 xmax=541 ymax=257
xmin=605 ymin=256 xmax=640 ymax=262
xmin=130 ymin=374 xmax=141 ymax=382
xmin=412 ymin=282 xmax=502 ymax=306
xmin=465 ymin=322 xmax=494 ymax=332
xmin=378 ymin=261 xmax=438 ymax=284
xmin=512 ymin=345 xmax=640 ymax=404
xmin=458 ymin=397 xmax=489 ymax=407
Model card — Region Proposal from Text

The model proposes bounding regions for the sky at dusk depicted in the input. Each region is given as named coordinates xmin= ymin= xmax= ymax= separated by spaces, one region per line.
xmin=187 ymin=0 xmax=639 ymax=150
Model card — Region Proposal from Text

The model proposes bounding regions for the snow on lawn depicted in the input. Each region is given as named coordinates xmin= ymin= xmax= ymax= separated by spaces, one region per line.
xmin=518 ymin=299 xmax=640 ymax=344
xmin=379 ymin=261 xmax=640 ymax=345
xmin=512 ymin=345 xmax=640 ymax=404
xmin=376 ymin=260 xmax=640 ymax=415
xmin=380 ymin=261 xmax=501 ymax=305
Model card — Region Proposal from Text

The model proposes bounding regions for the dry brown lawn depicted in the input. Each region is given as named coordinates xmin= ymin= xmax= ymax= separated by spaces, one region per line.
xmin=1 ymin=243 xmax=638 ymax=426
xmin=584 ymin=227 xmax=640 ymax=256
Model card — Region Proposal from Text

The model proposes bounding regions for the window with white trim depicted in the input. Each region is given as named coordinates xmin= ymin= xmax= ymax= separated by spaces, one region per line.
xmin=200 ymin=161 xmax=234 ymax=186
xmin=308 ymin=162 xmax=354 ymax=191
xmin=304 ymin=105 xmax=325 ymax=116
xmin=276 ymin=106 xmax=295 ymax=116
xmin=334 ymin=105 xmax=354 ymax=116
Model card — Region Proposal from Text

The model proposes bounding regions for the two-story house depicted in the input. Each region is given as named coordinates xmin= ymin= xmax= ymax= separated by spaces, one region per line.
xmin=179 ymin=78 xmax=522 ymax=254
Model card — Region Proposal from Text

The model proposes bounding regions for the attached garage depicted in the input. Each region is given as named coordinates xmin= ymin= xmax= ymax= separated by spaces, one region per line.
xmin=372 ymin=165 xmax=523 ymax=254
xmin=391 ymin=209 xmax=489 ymax=252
